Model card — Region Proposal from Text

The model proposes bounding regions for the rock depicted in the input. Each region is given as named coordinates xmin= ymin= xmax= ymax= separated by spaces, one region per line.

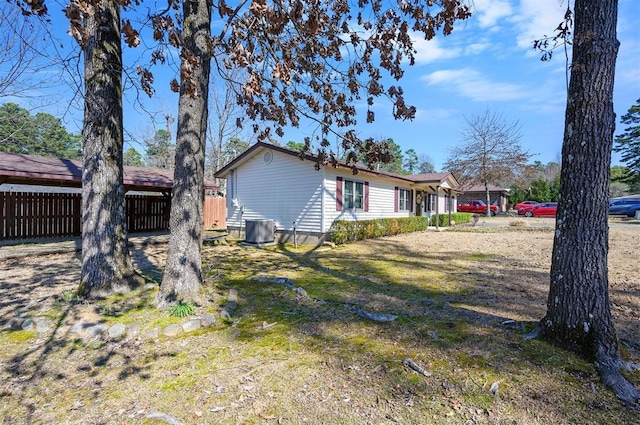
xmin=200 ymin=313 xmax=216 ymax=327
xmin=293 ymin=287 xmax=309 ymax=300
xmin=142 ymin=327 xmax=160 ymax=339
xmin=21 ymin=318 xmax=34 ymax=330
xmin=7 ymin=317 xmax=25 ymax=330
xmin=128 ymin=325 xmax=141 ymax=338
xmin=163 ymin=324 xmax=182 ymax=337
xmin=69 ymin=319 xmax=106 ymax=338
xmin=85 ymin=324 xmax=107 ymax=338
xmin=69 ymin=320 xmax=85 ymax=335
xmin=182 ymin=319 xmax=201 ymax=333
xmin=34 ymin=318 xmax=54 ymax=333
xmin=220 ymin=288 xmax=238 ymax=319
xmin=108 ymin=323 xmax=127 ymax=339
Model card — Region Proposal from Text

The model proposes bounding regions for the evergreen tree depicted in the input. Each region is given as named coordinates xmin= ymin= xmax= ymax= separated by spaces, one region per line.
xmin=123 ymin=147 xmax=144 ymax=167
xmin=613 ymin=98 xmax=640 ymax=189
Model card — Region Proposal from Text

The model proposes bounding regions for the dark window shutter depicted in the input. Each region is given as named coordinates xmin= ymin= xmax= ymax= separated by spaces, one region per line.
xmin=394 ymin=186 xmax=399 ymax=212
xmin=336 ymin=177 xmax=343 ymax=211
xmin=364 ymin=182 xmax=369 ymax=212
xmin=410 ymin=190 xmax=414 ymax=212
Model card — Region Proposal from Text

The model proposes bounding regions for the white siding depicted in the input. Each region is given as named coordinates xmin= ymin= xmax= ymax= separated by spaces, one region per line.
xmin=226 ymin=149 xmax=325 ymax=233
xmin=322 ymin=169 xmax=412 ymax=231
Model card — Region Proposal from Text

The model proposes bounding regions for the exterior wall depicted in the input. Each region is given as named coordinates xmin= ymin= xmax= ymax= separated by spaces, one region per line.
xmin=322 ymin=169 xmax=414 ymax=232
xmin=225 ymin=148 xmax=325 ymax=235
xmin=222 ymin=146 xmax=461 ymax=243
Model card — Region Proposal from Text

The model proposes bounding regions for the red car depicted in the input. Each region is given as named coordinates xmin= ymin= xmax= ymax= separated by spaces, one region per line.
xmin=521 ymin=202 xmax=557 ymax=217
xmin=457 ymin=200 xmax=499 ymax=216
xmin=515 ymin=200 xmax=538 ymax=214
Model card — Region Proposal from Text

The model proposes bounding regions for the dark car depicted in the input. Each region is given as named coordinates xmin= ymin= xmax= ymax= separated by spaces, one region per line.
xmin=521 ymin=202 xmax=557 ymax=217
xmin=609 ymin=198 xmax=640 ymax=217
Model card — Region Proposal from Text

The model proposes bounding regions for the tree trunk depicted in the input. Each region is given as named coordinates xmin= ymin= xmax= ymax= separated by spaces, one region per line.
xmin=540 ymin=0 xmax=639 ymax=406
xmin=484 ymin=182 xmax=491 ymax=217
xmin=77 ymin=0 xmax=142 ymax=298
xmin=156 ymin=0 xmax=211 ymax=307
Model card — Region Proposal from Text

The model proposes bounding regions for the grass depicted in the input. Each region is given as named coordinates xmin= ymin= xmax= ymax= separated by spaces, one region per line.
xmin=0 ymin=228 xmax=638 ymax=424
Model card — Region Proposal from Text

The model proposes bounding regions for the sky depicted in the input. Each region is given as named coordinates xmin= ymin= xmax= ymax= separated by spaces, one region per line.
xmin=3 ymin=0 xmax=639 ymax=172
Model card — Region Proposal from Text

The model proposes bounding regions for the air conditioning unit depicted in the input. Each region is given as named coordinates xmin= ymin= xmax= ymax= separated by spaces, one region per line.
xmin=245 ymin=219 xmax=275 ymax=244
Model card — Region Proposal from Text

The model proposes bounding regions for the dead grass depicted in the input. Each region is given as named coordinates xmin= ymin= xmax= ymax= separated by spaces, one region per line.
xmin=0 ymin=223 xmax=639 ymax=424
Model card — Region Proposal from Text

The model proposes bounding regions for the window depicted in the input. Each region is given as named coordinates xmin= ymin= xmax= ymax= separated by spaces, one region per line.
xmin=398 ymin=189 xmax=411 ymax=211
xmin=426 ymin=194 xmax=436 ymax=212
xmin=336 ymin=177 xmax=368 ymax=212
xmin=344 ymin=180 xmax=364 ymax=210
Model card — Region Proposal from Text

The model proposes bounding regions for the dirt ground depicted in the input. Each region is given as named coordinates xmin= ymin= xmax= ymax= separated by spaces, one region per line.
xmin=0 ymin=217 xmax=638 ymax=424
xmin=1 ymin=218 xmax=637 ymax=345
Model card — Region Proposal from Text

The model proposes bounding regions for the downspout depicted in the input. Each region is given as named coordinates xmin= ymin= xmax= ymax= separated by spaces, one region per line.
xmin=435 ymin=186 xmax=440 ymax=230
xmin=320 ymin=167 xmax=326 ymax=233
xmin=447 ymin=189 xmax=452 ymax=227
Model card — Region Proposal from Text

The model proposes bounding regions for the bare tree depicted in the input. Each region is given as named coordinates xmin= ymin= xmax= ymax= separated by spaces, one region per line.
xmin=74 ymin=0 xmax=144 ymax=297
xmin=206 ymin=69 xmax=245 ymax=185
xmin=10 ymin=0 xmax=144 ymax=297
xmin=155 ymin=0 xmax=211 ymax=307
xmin=535 ymin=0 xmax=640 ymax=406
xmin=444 ymin=110 xmax=531 ymax=215
xmin=0 ymin=3 xmax=47 ymax=98
xmin=141 ymin=0 xmax=472 ymax=305
xmin=418 ymin=153 xmax=436 ymax=173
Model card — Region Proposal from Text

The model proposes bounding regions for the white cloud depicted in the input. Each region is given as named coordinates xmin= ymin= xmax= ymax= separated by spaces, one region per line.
xmin=471 ymin=0 xmax=513 ymax=28
xmin=411 ymin=36 xmax=462 ymax=64
xmin=510 ymin=0 xmax=569 ymax=50
xmin=421 ymin=68 xmax=528 ymax=102
xmin=414 ymin=107 xmax=458 ymax=123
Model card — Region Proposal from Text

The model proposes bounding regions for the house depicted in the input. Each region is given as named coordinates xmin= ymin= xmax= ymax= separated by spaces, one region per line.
xmin=214 ymin=142 xmax=460 ymax=244
xmin=458 ymin=183 xmax=511 ymax=212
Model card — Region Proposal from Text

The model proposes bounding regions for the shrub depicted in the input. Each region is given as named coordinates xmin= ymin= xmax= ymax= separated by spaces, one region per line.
xmin=430 ymin=212 xmax=472 ymax=227
xmin=330 ymin=216 xmax=429 ymax=244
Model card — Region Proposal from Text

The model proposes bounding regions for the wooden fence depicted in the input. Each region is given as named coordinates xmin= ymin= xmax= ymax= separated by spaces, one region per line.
xmin=126 ymin=194 xmax=171 ymax=233
xmin=1 ymin=192 xmax=226 ymax=241
xmin=203 ymin=196 xmax=227 ymax=230
xmin=0 ymin=192 xmax=81 ymax=240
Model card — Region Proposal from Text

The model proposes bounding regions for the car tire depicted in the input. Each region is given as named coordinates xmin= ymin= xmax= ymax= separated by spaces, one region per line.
xmin=524 ymin=211 xmax=533 ymax=217
xmin=490 ymin=211 xmax=496 ymax=217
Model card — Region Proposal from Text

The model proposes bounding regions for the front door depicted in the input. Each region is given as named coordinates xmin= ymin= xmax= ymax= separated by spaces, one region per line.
xmin=415 ymin=191 xmax=423 ymax=216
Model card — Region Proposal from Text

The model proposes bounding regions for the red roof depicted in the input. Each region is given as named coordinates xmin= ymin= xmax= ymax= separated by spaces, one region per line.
xmin=0 ymin=152 xmax=218 ymax=192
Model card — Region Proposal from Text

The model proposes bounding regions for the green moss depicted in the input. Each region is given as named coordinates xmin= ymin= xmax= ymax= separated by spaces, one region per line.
xmin=466 ymin=253 xmax=496 ymax=261
xmin=1 ymin=330 xmax=38 ymax=343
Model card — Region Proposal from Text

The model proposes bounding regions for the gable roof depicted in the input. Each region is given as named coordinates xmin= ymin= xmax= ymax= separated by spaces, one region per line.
xmin=0 ymin=152 xmax=219 ymax=192
xmin=214 ymin=142 xmax=460 ymax=189
xmin=459 ymin=183 xmax=510 ymax=194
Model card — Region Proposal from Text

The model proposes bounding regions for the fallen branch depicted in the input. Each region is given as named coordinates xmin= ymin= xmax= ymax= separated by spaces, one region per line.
xmin=356 ymin=309 xmax=398 ymax=322
xmin=145 ymin=412 xmax=181 ymax=425
xmin=403 ymin=358 xmax=432 ymax=377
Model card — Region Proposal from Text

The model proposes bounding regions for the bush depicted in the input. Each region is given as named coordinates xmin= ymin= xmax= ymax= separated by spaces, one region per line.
xmin=330 ymin=216 xmax=429 ymax=244
xmin=429 ymin=212 xmax=472 ymax=227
